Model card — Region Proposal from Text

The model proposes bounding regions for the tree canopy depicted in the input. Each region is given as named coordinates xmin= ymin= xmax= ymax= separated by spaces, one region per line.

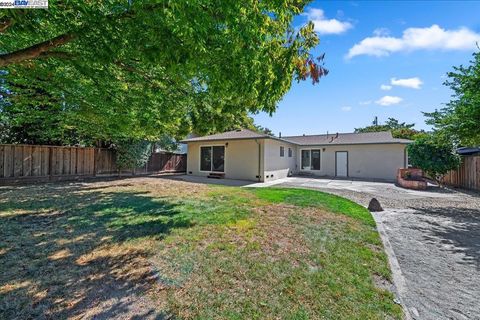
xmin=425 ymin=51 xmax=480 ymax=147
xmin=0 ymin=1 xmax=327 ymax=145
xmin=354 ymin=117 xmax=427 ymax=140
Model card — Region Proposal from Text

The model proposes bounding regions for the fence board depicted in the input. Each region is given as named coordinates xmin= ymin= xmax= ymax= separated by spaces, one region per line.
xmin=0 ymin=146 xmax=4 ymax=178
xmin=442 ymin=155 xmax=480 ymax=191
xmin=41 ymin=147 xmax=48 ymax=176
xmin=4 ymin=146 xmax=13 ymax=177
xmin=23 ymin=146 xmax=32 ymax=177
xmin=14 ymin=146 xmax=23 ymax=177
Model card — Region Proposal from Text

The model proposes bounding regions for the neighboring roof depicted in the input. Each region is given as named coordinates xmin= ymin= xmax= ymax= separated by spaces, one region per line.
xmin=180 ymin=128 xmax=289 ymax=143
xmin=180 ymin=128 xmax=412 ymax=145
xmin=282 ymin=131 xmax=412 ymax=146
xmin=457 ymin=147 xmax=480 ymax=156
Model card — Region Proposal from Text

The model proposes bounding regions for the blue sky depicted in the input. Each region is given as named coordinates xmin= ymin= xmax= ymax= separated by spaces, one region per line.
xmin=253 ymin=1 xmax=480 ymax=136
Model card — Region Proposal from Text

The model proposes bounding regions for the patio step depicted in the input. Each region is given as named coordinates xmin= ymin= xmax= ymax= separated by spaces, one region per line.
xmin=207 ymin=172 xmax=225 ymax=179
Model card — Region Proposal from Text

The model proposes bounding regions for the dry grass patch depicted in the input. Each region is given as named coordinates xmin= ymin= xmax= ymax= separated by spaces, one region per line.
xmin=0 ymin=177 xmax=402 ymax=319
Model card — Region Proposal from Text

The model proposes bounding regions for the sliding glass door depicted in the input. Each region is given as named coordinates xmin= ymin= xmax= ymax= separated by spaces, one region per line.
xmin=200 ymin=146 xmax=225 ymax=172
xmin=301 ymin=149 xmax=321 ymax=170
xmin=311 ymin=150 xmax=320 ymax=170
xmin=212 ymin=146 xmax=225 ymax=172
xmin=301 ymin=150 xmax=310 ymax=170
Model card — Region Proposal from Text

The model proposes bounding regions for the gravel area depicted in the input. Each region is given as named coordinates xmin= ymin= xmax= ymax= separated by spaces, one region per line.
xmin=278 ymin=177 xmax=480 ymax=320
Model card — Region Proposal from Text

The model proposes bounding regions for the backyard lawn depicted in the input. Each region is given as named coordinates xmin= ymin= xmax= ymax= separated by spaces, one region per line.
xmin=0 ymin=176 xmax=402 ymax=319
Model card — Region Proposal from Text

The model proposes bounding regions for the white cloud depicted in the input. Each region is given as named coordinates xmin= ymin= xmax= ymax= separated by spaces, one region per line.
xmin=304 ymin=8 xmax=353 ymax=35
xmin=380 ymin=84 xmax=392 ymax=91
xmin=341 ymin=106 xmax=352 ymax=112
xmin=346 ymin=24 xmax=480 ymax=59
xmin=375 ymin=96 xmax=403 ymax=106
xmin=391 ymin=77 xmax=423 ymax=89
xmin=373 ymin=27 xmax=390 ymax=37
xmin=359 ymin=100 xmax=372 ymax=105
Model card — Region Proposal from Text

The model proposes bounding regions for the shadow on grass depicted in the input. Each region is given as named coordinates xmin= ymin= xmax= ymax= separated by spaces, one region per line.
xmin=0 ymin=184 xmax=196 ymax=319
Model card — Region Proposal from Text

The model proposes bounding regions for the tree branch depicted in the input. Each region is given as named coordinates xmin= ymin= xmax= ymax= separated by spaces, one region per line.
xmin=0 ymin=17 xmax=13 ymax=33
xmin=38 ymin=51 xmax=76 ymax=60
xmin=0 ymin=33 xmax=75 ymax=67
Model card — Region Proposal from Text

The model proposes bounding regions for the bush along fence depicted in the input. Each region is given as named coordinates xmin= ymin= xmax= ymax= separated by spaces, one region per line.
xmin=442 ymin=155 xmax=480 ymax=191
xmin=0 ymin=144 xmax=186 ymax=184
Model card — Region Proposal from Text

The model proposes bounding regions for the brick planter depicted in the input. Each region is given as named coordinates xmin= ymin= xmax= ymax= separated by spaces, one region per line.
xmin=397 ymin=168 xmax=427 ymax=190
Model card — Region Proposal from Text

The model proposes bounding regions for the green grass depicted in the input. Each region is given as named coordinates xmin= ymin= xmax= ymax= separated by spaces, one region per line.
xmin=0 ymin=179 xmax=402 ymax=319
xmin=250 ymin=187 xmax=375 ymax=226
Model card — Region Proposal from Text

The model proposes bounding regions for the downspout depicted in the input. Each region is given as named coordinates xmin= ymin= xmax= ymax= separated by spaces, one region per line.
xmin=255 ymin=139 xmax=261 ymax=182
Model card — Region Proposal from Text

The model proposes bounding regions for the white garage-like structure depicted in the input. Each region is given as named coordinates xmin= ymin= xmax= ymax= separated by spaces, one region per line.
xmin=181 ymin=129 xmax=411 ymax=182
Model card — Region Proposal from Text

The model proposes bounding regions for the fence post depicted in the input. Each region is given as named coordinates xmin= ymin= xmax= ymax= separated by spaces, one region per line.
xmin=48 ymin=147 xmax=53 ymax=180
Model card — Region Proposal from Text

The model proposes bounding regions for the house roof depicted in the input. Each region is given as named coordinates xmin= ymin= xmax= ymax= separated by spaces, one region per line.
xmin=457 ymin=147 xmax=480 ymax=155
xmin=180 ymin=128 xmax=412 ymax=145
xmin=180 ymin=128 xmax=282 ymax=143
xmin=281 ymin=131 xmax=412 ymax=146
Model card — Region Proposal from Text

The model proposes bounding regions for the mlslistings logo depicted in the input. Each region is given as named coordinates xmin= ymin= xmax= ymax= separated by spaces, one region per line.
xmin=0 ymin=0 xmax=48 ymax=9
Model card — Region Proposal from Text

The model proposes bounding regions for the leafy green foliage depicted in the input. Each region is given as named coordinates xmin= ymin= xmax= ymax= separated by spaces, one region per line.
xmin=254 ymin=124 xmax=275 ymax=136
xmin=0 ymin=1 xmax=327 ymax=144
xmin=425 ymin=51 xmax=480 ymax=146
xmin=115 ymin=140 xmax=152 ymax=171
xmin=355 ymin=117 xmax=427 ymax=140
xmin=154 ymin=135 xmax=180 ymax=153
xmin=407 ymin=137 xmax=461 ymax=182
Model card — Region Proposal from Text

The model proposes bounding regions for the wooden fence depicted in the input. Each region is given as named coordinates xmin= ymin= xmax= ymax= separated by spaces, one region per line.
xmin=147 ymin=152 xmax=186 ymax=173
xmin=0 ymin=144 xmax=186 ymax=183
xmin=442 ymin=155 xmax=480 ymax=191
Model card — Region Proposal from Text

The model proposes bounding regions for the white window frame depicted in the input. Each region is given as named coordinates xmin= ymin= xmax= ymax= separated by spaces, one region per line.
xmin=288 ymin=147 xmax=292 ymax=157
xmin=199 ymin=144 xmax=226 ymax=173
xmin=300 ymin=148 xmax=321 ymax=171
xmin=280 ymin=146 xmax=285 ymax=157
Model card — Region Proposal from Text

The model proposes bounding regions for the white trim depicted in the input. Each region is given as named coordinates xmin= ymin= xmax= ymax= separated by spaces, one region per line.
xmin=199 ymin=144 xmax=226 ymax=173
xmin=300 ymin=148 xmax=321 ymax=171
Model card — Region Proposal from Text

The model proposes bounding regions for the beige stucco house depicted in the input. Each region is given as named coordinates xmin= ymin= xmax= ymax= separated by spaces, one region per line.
xmin=181 ymin=128 xmax=411 ymax=182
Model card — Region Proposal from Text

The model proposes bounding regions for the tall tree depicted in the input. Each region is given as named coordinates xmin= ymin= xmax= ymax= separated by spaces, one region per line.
xmin=425 ymin=51 xmax=480 ymax=147
xmin=0 ymin=1 xmax=327 ymax=145
xmin=354 ymin=117 xmax=426 ymax=140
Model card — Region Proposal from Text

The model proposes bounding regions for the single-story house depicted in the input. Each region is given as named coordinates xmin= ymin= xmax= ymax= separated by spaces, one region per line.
xmin=180 ymin=128 xmax=412 ymax=182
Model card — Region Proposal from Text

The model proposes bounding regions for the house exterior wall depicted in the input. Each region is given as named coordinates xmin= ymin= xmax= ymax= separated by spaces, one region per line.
xmin=263 ymin=139 xmax=297 ymax=181
xmin=186 ymin=139 xmax=264 ymax=181
xmin=297 ymin=143 xmax=407 ymax=181
xmin=186 ymin=138 xmax=407 ymax=182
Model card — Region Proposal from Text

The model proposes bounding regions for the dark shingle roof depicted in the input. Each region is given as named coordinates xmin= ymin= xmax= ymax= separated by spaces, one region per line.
xmin=180 ymin=129 xmax=272 ymax=143
xmin=282 ymin=131 xmax=412 ymax=145
xmin=457 ymin=147 xmax=480 ymax=155
xmin=180 ymin=129 xmax=412 ymax=145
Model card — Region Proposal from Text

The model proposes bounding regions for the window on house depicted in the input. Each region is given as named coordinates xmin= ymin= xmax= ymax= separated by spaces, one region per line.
xmin=280 ymin=146 xmax=285 ymax=157
xmin=200 ymin=146 xmax=225 ymax=172
xmin=288 ymin=148 xmax=292 ymax=157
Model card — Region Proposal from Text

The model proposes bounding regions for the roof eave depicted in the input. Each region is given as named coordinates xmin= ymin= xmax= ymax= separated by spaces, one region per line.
xmin=180 ymin=136 xmax=299 ymax=145
xmin=292 ymin=141 xmax=412 ymax=146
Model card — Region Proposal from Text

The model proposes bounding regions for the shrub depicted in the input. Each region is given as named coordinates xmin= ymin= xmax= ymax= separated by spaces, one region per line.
xmin=407 ymin=137 xmax=461 ymax=184
xmin=115 ymin=140 xmax=152 ymax=173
